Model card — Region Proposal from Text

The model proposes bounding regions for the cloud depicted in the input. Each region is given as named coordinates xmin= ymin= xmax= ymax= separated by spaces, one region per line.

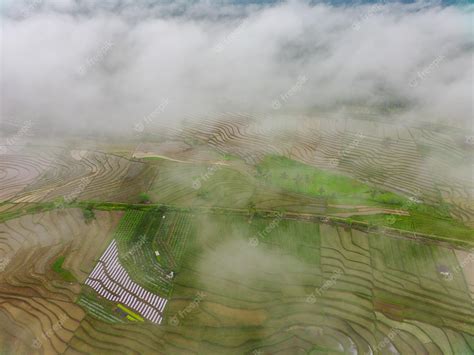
xmin=1 ymin=0 xmax=472 ymax=133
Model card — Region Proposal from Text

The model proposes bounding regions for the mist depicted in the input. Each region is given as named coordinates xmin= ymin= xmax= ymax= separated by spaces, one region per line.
xmin=1 ymin=0 xmax=472 ymax=134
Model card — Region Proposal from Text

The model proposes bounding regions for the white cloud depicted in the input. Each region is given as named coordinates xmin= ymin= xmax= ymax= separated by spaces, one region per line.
xmin=1 ymin=0 xmax=472 ymax=133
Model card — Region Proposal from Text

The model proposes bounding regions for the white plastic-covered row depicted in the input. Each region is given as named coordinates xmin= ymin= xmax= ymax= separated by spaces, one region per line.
xmin=85 ymin=240 xmax=167 ymax=324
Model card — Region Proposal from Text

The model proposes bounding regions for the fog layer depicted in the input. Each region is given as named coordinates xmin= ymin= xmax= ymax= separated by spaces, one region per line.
xmin=1 ymin=1 xmax=472 ymax=133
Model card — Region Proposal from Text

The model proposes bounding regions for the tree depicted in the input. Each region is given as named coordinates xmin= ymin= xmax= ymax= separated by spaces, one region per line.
xmin=138 ymin=192 xmax=151 ymax=204
xmin=82 ymin=207 xmax=95 ymax=223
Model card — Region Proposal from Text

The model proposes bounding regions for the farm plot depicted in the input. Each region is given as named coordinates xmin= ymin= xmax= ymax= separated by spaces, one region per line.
xmin=56 ymin=213 xmax=474 ymax=354
xmin=370 ymin=235 xmax=474 ymax=337
xmin=79 ymin=208 xmax=197 ymax=326
xmin=112 ymin=209 xmax=174 ymax=296
xmin=0 ymin=148 xmax=61 ymax=202
xmin=0 ymin=208 xmax=122 ymax=352
xmin=255 ymin=155 xmax=473 ymax=243
xmin=146 ymin=158 xmax=327 ymax=214
xmin=84 ymin=239 xmax=167 ymax=324
xmin=256 ymin=155 xmax=406 ymax=207
xmin=77 ymin=292 xmax=126 ymax=324
xmin=0 ymin=208 xmax=122 ymax=297
xmin=153 ymin=211 xmax=195 ymax=271
xmin=165 ymin=113 xmax=474 ymax=226
xmin=133 ymin=141 xmax=223 ymax=163
xmin=6 ymin=148 xmax=158 ymax=204
xmin=161 ymin=214 xmax=473 ymax=354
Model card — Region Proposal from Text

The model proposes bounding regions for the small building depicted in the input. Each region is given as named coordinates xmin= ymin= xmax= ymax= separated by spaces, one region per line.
xmin=437 ymin=265 xmax=452 ymax=279
xmin=155 ymin=250 xmax=160 ymax=256
xmin=166 ymin=271 xmax=174 ymax=279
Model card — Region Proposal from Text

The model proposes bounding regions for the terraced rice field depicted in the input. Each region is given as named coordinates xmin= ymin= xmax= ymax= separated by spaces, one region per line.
xmin=146 ymin=158 xmax=327 ymax=214
xmin=0 ymin=209 xmax=123 ymax=353
xmin=0 ymin=178 xmax=472 ymax=353
xmin=152 ymin=211 xmax=195 ymax=271
xmin=161 ymin=214 xmax=473 ymax=354
xmin=0 ymin=148 xmax=61 ymax=201
xmin=112 ymin=210 xmax=175 ymax=296
xmin=253 ymin=155 xmax=473 ymax=243
xmin=0 ymin=114 xmax=472 ymax=354
xmin=1 ymin=147 xmax=158 ymax=204
xmin=153 ymin=113 xmax=473 ymax=227
xmin=29 ymin=212 xmax=470 ymax=354
xmin=76 ymin=209 xmax=196 ymax=326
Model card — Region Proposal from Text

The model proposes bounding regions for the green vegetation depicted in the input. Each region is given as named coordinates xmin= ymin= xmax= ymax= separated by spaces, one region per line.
xmin=2 ymin=153 xmax=470 ymax=247
xmin=77 ymin=292 xmax=125 ymax=324
xmin=152 ymin=211 xmax=195 ymax=271
xmin=350 ymin=210 xmax=474 ymax=243
xmin=82 ymin=206 xmax=95 ymax=223
xmin=3 ymin=123 xmax=474 ymax=354
xmin=110 ymin=210 xmax=172 ymax=296
xmin=138 ymin=192 xmax=151 ymax=203
xmin=254 ymin=155 xmax=473 ymax=244
xmin=0 ymin=202 xmax=59 ymax=224
xmin=256 ymin=155 xmax=405 ymax=206
xmin=162 ymin=213 xmax=473 ymax=353
xmin=117 ymin=304 xmax=144 ymax=322
xmin=51 ymin=256 xmax=77 ymax=282
xmin=219 ymin=152 xmax=241 ymax=161
xmin=146 ymin=158 xmax=326 ymax=215
xmin=99 ymin=208 xmax=195 ymax=297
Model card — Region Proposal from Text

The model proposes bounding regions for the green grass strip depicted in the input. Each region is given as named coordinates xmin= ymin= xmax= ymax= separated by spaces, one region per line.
xmin=117 ymin=303 xmax=144 ymax=322
xmin=51 ymin=256 xmax=77 ymax=282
